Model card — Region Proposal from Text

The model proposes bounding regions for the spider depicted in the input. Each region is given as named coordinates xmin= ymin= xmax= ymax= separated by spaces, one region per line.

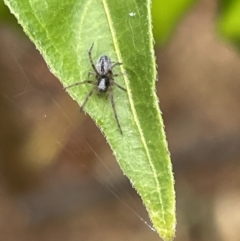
xmin=64 ymin=43 xmax=126 ymax=134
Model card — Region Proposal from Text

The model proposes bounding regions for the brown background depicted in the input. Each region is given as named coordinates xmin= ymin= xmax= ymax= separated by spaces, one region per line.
xmin=0 ymin=0 xmax=240 ymax=240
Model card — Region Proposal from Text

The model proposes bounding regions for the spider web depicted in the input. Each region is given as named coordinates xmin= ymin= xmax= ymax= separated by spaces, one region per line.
xmin=0 ymin=29 xmax=156 ymax=238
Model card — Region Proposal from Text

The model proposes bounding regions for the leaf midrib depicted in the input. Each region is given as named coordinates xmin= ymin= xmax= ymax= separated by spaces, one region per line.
xmin=102 ymin=0 xmax=165 ymax=223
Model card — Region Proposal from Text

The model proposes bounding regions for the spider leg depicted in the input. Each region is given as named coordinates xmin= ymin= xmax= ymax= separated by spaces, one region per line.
xmin=111 ymin=62 xmax=122 ymax=69
xmin=109 ymin=87 xmax=123 ymax=135
xmin=88 ymin=43 xmax=99 ymax=74
xmin=80 ymin=88 xmax=95 ymax=112
xmin=64 ymin=80 xmax=95 ymax=90
xmin=113 ymin=82 xmax=127 ymax=91
xmin=112 ymin=70 xmax=127 ymax=78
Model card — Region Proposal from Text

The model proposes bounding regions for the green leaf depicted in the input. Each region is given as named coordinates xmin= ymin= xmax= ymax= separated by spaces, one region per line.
xmin=218 ymin=0 xmax=240 ymax=48
xmin=4 ymin=0 xmax=176 ymax=240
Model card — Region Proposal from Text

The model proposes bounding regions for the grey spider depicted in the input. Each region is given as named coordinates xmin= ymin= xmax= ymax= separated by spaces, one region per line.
xmin=64 ymin=43 xmax=126 ymax=134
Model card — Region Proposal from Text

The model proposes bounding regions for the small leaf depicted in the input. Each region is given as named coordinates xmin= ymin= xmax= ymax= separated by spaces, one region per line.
xmin=152 ymin=0 xmax=196 ymax=46
xmin=4 ymin=0 xmax=176 ymax=240
xmin=218 ymin=0 xmax=240 ymax=48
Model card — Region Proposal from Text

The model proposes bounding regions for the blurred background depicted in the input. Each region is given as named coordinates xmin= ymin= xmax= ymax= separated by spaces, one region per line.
xmin=0 ymin=0 xmax=240 ymax=240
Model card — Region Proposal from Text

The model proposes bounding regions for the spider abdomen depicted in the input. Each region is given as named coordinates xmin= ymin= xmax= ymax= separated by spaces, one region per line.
xmin=96 ymin=55 xmax=112 ymax=75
